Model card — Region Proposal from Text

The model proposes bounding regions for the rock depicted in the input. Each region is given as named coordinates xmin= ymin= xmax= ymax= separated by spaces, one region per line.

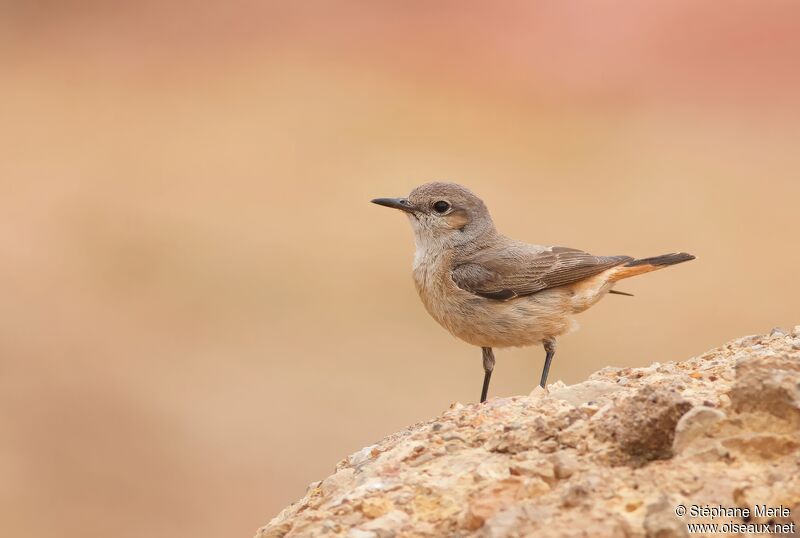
xmin=594 ymin=385 xmax=692 ymax=465
xmin=474 ymin=459 xmax=511 ymax=481
xmin=549 ymin=379 xmax=623 ymax=406
xmin=729 ymin=355 xmax=800 ymax=425
xmin=258 ymin=521 xmax=292 ymax=538
xmin=359 ymin=497 xmax=394 ymax=519
xmin=255 ymin=329 xmax=800 ymax=538
xmin=347 ymin=444 xmax=378 ymax=469
xmin=346 ymin=530 xmax=376 ymax=538
xmin=361 ymin=509 xmax=409 ymax=533
xmin=551 ymin=451 xmax=579 ymax=479
xmin=643 ymin=496 xmax=688 ymax=538
xmin=319 ymin=467 xmax=355 ymax=498
xmin=509 ymin=456 xmax=554 ymax=482
xmin=462 ymin=478 xmax=524 ymax=531
xmin=672 ymin=406 xmax=726 ymax=453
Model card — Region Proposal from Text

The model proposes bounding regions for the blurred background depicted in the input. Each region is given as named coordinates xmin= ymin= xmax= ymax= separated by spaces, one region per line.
xmin=1 ymin=1 xmax=799 ymax=537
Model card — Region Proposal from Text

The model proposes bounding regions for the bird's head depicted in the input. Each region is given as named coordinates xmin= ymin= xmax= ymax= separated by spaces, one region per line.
xmin=371 ymin=182 xmax=495 ymax=248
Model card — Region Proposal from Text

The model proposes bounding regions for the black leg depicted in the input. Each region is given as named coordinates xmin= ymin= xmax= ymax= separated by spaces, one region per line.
xmin=539 ymin=338 xmax=556 ymax=388
xmin=480 ymin=347 xmax=495 ymax=403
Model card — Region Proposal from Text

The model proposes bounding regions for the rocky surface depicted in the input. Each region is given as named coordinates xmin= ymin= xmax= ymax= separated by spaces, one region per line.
xmin=257 ymin=328 xmax=800 ymax=538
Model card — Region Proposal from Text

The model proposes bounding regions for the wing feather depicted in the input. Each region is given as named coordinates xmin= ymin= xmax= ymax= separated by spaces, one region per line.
xmin=452 ymin=245 xmax=632 ymax=301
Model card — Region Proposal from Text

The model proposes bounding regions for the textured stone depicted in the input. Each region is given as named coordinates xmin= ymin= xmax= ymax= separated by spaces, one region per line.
xmin=643 ymin=496 xmax=688 ymax=538
xmin=255 ymin=330 xmax=800 ymax=538
xmin=672 ymin=406 xmax=726 ymax=453
xmin=729 ymin=355 xmax=800 ymax=425
xmin=548 ymin=379 xmax=623 ymax=406
xmin=594 ymin=385 xmax=691 ymax=465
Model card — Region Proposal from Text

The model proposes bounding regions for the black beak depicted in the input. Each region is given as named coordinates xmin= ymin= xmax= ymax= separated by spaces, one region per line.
xmin=370 ymin=197 xmax=416 ymax=213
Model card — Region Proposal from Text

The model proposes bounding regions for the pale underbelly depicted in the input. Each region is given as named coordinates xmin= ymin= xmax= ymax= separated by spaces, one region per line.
xmin=418 ymin=285 xmax=578 ymax=348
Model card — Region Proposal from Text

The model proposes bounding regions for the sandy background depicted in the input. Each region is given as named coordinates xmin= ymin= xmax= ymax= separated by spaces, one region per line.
xmin=1 ymin=2 xmax=799 ymax=537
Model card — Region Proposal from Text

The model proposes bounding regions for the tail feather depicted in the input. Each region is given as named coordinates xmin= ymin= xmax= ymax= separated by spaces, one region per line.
xmin=608 ymin=289 xmax=634 ymax=296
xmin=609 ymin=252 xmax=695 ymax=282
xmin=625 ymin=252 xmax=696 ymax=267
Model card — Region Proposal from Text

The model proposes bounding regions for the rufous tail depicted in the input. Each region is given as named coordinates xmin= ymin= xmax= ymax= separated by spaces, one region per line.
xmin=609 ymin=252 xmax=695 ymax=282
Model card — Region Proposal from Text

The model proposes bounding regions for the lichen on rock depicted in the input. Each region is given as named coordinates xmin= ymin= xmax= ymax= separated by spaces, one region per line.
xmin=256 ymin=327 xmax=800 ymax=538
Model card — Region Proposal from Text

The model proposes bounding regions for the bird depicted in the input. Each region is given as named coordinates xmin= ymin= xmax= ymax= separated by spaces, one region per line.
xmin=371 ymin=182 xmax=695 ymax=403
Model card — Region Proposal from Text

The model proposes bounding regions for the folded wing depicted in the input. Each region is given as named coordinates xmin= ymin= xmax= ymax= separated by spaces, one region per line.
xmin=451 ymin=246 xmax=632 ymax=301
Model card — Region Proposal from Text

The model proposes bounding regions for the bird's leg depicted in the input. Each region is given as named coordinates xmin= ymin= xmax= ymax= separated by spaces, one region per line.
xmin=539 ymin=338 xmax=556 ymax=388
xmin=480 ymin=347 xmax=495 ymax=403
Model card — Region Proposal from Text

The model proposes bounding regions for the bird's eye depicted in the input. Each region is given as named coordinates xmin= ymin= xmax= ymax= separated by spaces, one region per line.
xmin=433 ymin=201 xmax=450 ymax=213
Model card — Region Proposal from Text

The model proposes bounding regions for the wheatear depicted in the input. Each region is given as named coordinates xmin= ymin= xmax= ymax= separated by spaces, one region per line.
xmin=372 ymin=182 xmax=694 ymax=403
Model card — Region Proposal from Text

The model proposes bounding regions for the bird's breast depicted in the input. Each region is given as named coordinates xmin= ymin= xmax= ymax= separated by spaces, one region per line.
xmin=412 ymin=249 xmax=459 ymax=320
xmin=411 ymin=249 xmax=575 ymax=348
